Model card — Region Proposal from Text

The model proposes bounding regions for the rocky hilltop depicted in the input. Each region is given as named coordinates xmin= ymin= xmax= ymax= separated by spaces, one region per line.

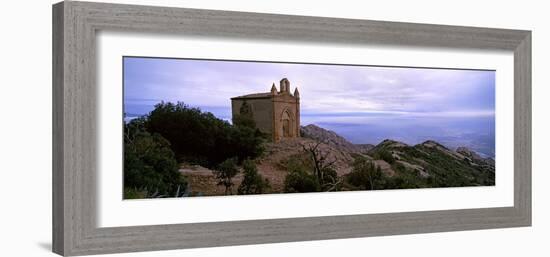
xmin=366 ymin=138 xmax=495 ymax=187
xmin=301 ymin=124 xmax=375 ymax=153
xmin=301 ymin=124 xmax=360 ymax=153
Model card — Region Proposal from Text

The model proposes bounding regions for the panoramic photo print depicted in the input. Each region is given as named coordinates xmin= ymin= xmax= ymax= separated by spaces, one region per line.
xmin=123 ymin=57 xmax=496 ymax=199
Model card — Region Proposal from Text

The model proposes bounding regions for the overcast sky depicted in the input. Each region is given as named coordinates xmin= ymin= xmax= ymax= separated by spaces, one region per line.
xmin=124 ymin=57 xmax=495 ymax=155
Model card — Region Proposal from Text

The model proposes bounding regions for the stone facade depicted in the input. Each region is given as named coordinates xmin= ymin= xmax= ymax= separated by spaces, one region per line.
xmin=231 ymin=78 xmax=300 ymax=142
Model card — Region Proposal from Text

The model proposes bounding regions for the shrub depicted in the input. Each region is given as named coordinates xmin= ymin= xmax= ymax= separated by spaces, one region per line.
xmin=123 ymin=118 xmax=187 ymax=198
xmin=123 ymin=187 xmax=147 ymax=199
xmin=237 ymin=160 xmax=270 ymax=195
xmin=283 ymin=167 xmax=320 ymax=193
xmin=278 ymin=153 xmax=313 ymax=171
xmin=347 ymin=156 xmax=383 ymax=190
xmin=319 ymin=167 xmax=339 ymax=191
xmin=213 ymin=157 xmax=240 ymax=195
xmin=374 ymin=149 xmax=395 ymax=164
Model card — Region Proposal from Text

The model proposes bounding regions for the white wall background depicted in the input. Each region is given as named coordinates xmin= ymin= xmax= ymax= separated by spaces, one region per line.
xmin=0 ymin=0 xmax=548 ymax=256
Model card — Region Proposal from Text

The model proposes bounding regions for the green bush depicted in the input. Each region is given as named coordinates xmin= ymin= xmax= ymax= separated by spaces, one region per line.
xmin=347 ymin=156 xmax=383 ymax=190
xmin=383 ymin=174 xmax=421 ymax=189
xmin=213 ymin=157 xmax=240 ymax=195
xmin=283 ymin=167 xmax=320 ymax=193
xmin=123 ymin=118 xmax=187 ymax=198
xmin=238 ymin=160 xmax=270 ymax=195
xmin=123 ymin=187 xmax=147 ymax=199
xmin=373 ymin=150 xmax=395 ymax=164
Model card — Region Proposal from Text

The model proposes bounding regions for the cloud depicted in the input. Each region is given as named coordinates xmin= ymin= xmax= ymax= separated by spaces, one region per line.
xmin=123 ymin=57 xmax=495 ymax=118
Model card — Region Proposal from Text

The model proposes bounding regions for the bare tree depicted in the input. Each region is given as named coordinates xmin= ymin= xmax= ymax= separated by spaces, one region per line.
xmin=301 ymin=141 xmax=340 ymax=191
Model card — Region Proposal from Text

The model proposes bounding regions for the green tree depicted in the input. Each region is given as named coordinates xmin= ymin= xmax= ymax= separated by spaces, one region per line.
xmin=144 ymin=102 xmax=264 ymax=167
xmin=347 ymin=156 xmax=383 ymax=190
xmin=237 ymin=160 xmax=270 ymax=195
xmin=213 ymin=157 xmax=240 ymax=195
xmin=124 ymin=118 xmax=187 ymax=198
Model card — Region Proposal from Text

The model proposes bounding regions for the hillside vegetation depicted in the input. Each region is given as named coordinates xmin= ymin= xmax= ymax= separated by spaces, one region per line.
xmin=123 ymin=102 xmax=265 ymax=198
xmin=364 ymin=139 xmax=495 ymax=189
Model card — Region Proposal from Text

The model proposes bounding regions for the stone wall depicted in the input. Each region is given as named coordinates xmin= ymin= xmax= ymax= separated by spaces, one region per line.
xmin=231 ymin=97 xmax=274 ymax=135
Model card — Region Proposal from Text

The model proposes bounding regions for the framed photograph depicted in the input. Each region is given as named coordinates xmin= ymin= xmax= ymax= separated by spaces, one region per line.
xmin=52 ymin=1 xmax=531 ymax=256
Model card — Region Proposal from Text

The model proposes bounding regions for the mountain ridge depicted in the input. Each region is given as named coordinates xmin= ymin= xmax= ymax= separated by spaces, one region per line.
xmin=302 ymin=124 xmax=492 ymax=159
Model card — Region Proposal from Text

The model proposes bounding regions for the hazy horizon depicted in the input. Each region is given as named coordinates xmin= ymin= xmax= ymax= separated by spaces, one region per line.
xmin=124 ymin=57 xmax=495 ymax=157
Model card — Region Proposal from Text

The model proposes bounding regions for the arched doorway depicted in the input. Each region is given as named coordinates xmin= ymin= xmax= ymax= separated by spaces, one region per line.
xmin=281 ymin=110 xmax=292 ymax=138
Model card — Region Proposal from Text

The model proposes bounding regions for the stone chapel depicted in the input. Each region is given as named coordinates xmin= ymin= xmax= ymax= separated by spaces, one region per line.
xmin=230 ymin=78 xmax=300 ymax=142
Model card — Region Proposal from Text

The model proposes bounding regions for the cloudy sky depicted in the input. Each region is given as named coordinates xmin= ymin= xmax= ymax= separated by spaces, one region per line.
xmin=124 ymin=57 xmax=495 ymax=156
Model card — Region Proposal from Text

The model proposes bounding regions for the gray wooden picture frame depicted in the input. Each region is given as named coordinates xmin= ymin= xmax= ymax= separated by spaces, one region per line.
xmin=52 ymin=1 xmax=531 ymax=256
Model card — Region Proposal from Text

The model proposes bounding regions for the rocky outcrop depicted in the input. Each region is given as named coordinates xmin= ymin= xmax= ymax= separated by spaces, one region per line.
xmin=300 ymin=124 xmax=360 ymax=153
